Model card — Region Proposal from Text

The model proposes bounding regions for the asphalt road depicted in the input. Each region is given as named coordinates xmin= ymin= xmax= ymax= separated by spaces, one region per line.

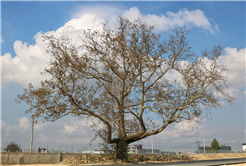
xmin=96 ymin=158 xmax=246 ymax=166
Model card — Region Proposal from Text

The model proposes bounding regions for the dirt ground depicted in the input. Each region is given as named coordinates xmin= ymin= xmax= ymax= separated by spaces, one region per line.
xmin=2 ymin=163 xmax=246 ymax=166
xmin=193 ymin=153 xmax=246 ymax=166
xmin=2 ymin=153 xmax=245 ymax=166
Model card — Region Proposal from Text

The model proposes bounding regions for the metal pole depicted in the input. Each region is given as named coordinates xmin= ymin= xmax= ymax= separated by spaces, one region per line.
xmin=30 ymin=117 xmax=34 ymax=153
xmin=151 ymin=135 xmax=153 ymax=154
xmin=203 ymin=138 xmax=205 ymax=154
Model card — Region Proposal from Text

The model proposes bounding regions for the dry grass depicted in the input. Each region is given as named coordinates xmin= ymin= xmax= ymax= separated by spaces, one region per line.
xmin=190 ymin=153 xmax=246 ymax=160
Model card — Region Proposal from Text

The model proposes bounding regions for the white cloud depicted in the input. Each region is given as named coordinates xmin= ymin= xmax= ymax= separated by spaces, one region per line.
xmin=219 ymin=47 xmax=245 ymax=90
xmin=1 ymin=116 xmax=99 ymax=146
xmin=35 ymin=133 xmax=50 ymax=143
xmin=1 ymin=36 xmax=4 ymax=43
xmin=56 ymin=14 xmax=104 ymax=34
xmin=63 ymin=124 xmax=78 ymax=134
xmin=163 ymin=47 xmax=245 ymax=100
xmin=18 ymin=116 xmax=30 ymax=131
xmin=1 ymin=116 xmax=245 ymax=151
xmin=1 ymin=33 xmax=52 ymax=87
xmin=158 ymin=118 xmax=203 ymax=139
xmin=1 ymin=7 xmax=220 ymax=88
xmin=0 ymin=120 xmax=7 ymax=128
xmin=2 ymin=117 xmax=30 ymax=137
xmin=212 ymin=47 xmax=246 ymax=100
xmin=122 ymin=7 xmax=219 ymax=33
xmin=34 ymin=122 xmax=48 ymax=131
xmin=71 ymin=4 xmax=123 ymax=21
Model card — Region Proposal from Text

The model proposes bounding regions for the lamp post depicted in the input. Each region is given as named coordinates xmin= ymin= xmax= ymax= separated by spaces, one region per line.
xmin=203 ymin=138 xmax=205 ymax=154
xmin=151 ymin=135 xmax=153 ymax=154
xmin=30 ymin=116 xmax=34 ymax=153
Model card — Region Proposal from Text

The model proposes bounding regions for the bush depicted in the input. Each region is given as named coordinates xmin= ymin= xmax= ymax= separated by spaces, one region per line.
xmin=4 ymin=142 xmax=22 ymax=152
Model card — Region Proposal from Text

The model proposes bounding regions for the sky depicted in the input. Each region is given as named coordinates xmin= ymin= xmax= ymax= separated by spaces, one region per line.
xmin=0 ymin=1 xmax=245 ymax=152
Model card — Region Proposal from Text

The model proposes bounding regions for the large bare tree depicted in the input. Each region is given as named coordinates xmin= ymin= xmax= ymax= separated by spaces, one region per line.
xmin=17 ymin=16 xmax=234 ymax=161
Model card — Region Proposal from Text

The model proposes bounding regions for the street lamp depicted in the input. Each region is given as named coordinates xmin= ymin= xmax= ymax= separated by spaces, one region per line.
xmin=30 ymin=116 xmax=34 ymax=153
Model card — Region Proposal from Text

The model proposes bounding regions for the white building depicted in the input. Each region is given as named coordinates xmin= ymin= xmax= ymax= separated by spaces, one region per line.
xmin=242 ymin=143 xmax=246 ymax=151
xmin=81 ymin=150 xmax=105 ymax=154
xmin=127 ymin=144 xmax=160 ymax=154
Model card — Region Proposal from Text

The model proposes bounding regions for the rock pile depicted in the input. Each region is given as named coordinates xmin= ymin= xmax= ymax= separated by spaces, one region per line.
xmin=60 ymin=154 xmax=116 ymax=165
xmin=59 ymin=154 xmax=191 ymax=165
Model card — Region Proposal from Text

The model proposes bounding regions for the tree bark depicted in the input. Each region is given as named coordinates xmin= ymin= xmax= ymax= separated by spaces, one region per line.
xmin=116 ymin=139 xmax=128 ymax=162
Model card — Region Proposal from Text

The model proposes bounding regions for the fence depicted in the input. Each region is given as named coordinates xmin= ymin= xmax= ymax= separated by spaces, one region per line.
xmin=195 ymin=150 xmax=246 ymax=154
xmin=1 ymin=143 xmax=107 ymax=154
xmin=2 ymin=143 xmax=245 ymax=155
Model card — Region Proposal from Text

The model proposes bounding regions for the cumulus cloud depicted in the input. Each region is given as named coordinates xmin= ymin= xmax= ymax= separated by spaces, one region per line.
xmin=213 ymin=47 xmax=246 ymax=100
xmin=1 ymin=117 xmax=30 ymax=137
xmin=56 ymin=14 xmax=104 ymax=35
xmin=1 ymin=7 xmax=220 ymax=88
xmin=1 ymin=33 xmax=51 ymax=87
xmin=0 ymin=120 xmax=7 ymax=128
xmin=34 ymin=122 xmax=48 ymax=131
xmin=147 ymin=118 xmax=245 ymax=151
xmin=63 ymin=124 xmax=79 ymax=134
xmin=122 ymin=7 xmax=219 ymax=33
xmin=219 ymin=47 xmax=245 ymax=90
xmin=18 ymin=116 xmax=30 ymax=131
xmin=163 ymin=47 xmax=245 ymax=100
xmin=1 ymin=116 xmax=100 ymax=146
xmin=71 ymin=4 xmax=123 ymax=21
xmin=1 ymin=116 xmax=245 ymax=151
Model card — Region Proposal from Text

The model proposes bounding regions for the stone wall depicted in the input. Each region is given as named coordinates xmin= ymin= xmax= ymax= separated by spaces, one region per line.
xmin=1 ymin=152 xmax=79 ymax=165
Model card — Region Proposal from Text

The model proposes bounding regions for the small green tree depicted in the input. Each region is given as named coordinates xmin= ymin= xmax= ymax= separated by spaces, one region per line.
xmin=211 ymin=138 xmax=219 ymax=150
xmin=4 ymin=142 xmax=22 ymax=152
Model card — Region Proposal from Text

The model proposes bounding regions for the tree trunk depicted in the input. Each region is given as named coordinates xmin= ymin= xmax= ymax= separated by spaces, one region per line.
xmin=116 ymin=139 xmax=128 ymax=162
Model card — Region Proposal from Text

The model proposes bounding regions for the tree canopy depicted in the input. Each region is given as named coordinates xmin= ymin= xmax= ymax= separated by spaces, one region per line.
xmin=4 ymin=142 xmax=22 ymax=152
xmin=17 ymin=16 xmax=234 ymax=161
xmin=211 ymin=138 xmax=220 ymax=150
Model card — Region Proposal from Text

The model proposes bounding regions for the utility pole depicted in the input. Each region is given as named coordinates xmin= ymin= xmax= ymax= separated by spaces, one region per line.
xmin=30 ymin=116 xmax=34 ymax=153
xmin=196 ymin=139 xmax=201 ymax=151
xmin=203 ymin=138 xmax=205 ymax=154
xmin=151 ymin=135 xmax=153 ymax=154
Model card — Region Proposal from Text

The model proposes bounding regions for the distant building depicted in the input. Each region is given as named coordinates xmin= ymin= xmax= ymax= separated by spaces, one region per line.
xmin=160 ymin=151 xmax=176 ymax=155
xmin=198 ymin=146 xmax=211 ymax=151
xmin=127 ymin=145 xmax=160 ymax=154
xmin=198 ymin=145 xmax=231 ymax=152
xmin=38 ymin=147 xmax=49 ymax=153
xmin=81 ymin=150 xmax=105 ymax=154
xmin=127 ymin=145 xmax=141 ymax=154
xmin=219 ymin=145 xmax=231 ymax=151
xmin=141 ymin=149 xmax=160 ymax=154
xmin=242 ymin=143 xmax=246 ymax=151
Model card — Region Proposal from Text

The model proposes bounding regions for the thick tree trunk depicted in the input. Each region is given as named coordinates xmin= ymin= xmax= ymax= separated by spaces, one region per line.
xmin=116 ymin=139 xmax=128 ymax=162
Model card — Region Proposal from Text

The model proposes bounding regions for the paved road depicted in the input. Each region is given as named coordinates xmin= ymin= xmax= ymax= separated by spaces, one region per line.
xmin=96 ymin=158 xmax=246 ymax=166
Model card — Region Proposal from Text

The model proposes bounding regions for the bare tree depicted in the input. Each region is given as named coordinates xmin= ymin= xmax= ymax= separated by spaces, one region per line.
xmin=16 ymin=16 xmax=234 ymax=161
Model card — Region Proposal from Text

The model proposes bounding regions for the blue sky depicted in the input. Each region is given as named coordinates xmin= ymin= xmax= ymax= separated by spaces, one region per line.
xmin=1 ymin=1 xmax=245 ymax=152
